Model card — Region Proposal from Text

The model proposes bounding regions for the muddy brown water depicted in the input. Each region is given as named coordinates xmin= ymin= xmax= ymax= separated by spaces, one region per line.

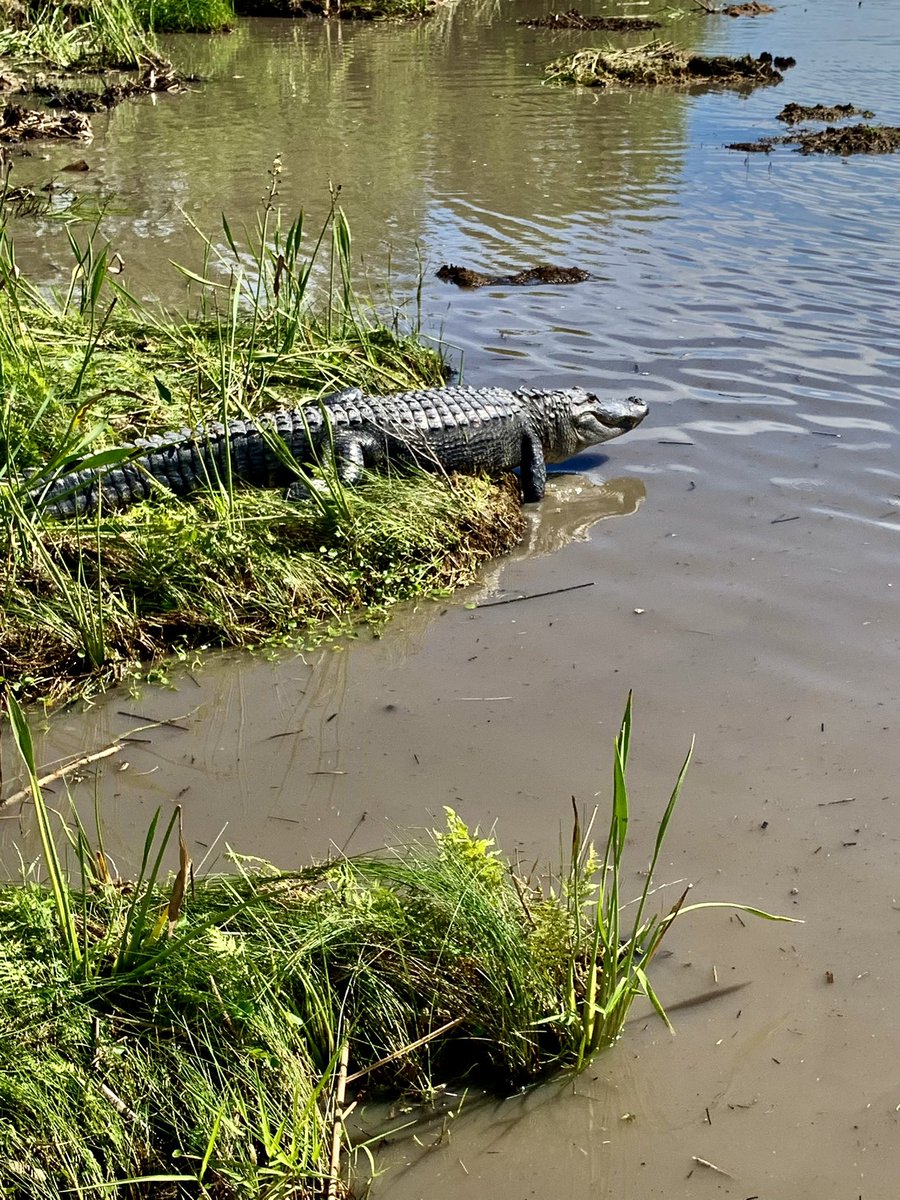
xmin=3 ymin=0 xmax=900 ymax=1195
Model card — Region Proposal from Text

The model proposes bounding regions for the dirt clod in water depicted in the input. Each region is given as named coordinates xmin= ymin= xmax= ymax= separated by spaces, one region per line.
xmin=777 ymin=101 xmax=875 ymax=125
xmin=727 ymin=139 xmax=776 ymax=153
xmin=518 ymin=11 xmax=661 ymax=31
xmin=728 ymin=97 xmax=899 ymax=155
xmin=721 ymin=2 xmax=776 ymax=15
xmin=695 ymin=1 xmax=775 ymax=12
xmin=33 ymin=62 xmax=187 ymax=115
xmin=0 ymin=103 xmax=92 ymax=142
xmin=791 ymin=124 xmax=900 ymax=154
xmin=545 ymin=41 xmax=792 ymax=90
xmin=436 ymin=264 xmax=590 ymax=288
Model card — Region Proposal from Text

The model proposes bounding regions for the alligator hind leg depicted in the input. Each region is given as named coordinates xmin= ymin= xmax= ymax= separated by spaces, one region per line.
xmin=519 ymin=429 xmax=547 ymax=502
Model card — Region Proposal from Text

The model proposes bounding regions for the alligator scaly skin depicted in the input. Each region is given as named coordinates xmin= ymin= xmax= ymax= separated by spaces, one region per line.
xmin=30 ymin=385 xmax=648 ymax=518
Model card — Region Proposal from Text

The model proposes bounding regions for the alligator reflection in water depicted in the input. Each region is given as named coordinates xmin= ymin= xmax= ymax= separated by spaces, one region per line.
xmin=481 ymin=475 xmax=646 ymax=589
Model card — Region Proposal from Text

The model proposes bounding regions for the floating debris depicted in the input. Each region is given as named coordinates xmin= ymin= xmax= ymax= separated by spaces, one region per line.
xmin=721 ymin=1 xmax=776 ymax=14
xmin=694 ymin=0 xmax=776 ymax=14
xmin=777 ymin=101 xmax=875 ymax=125
xmin=436 ymin=263 xmax=590 ymax=288
xmin=33 ymin=60 xmax=187 ymax=114
xmin=727 ymin=123 xmax=900 ymax=155
xmin=792 ymin=123 xmax=900 ymax=154
xmin=727 ymin=138 xmax=777 ymax=153
xmin=545 ymin=41 xmax=791 ymax=89
xmin=519 ymin=11 xmax=661 ymax=31
xmin=0 ymin=103 xmax=92 ymax=143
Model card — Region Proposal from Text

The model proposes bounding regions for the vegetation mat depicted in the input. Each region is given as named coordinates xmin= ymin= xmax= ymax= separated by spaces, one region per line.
xmin=0 ymin=692 xmax=795 ymax=1199
xmin=777 ymin=102 xmax=875 ymax=125
xmin=728 ymin=123 xmax=900 ymax=155
xmin=545 ymin=41 xmax=791 ymax=90
xmin=519 ymin=11 xmax=661 ymax=32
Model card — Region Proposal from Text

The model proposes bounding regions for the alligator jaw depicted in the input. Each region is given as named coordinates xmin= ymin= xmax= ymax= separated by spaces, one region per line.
xmin=566 ymin=392 xmax=649 ymax=454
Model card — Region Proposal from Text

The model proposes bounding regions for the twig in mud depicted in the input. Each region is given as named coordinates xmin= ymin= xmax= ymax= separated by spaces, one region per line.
xmin=338 ymin=810 xmax=368 ymax=855
xmin=344 ymin=1017 xmax=465 ymax=1085
xmin=0 ymin=742 xmax=123 ymax=810
xmin=691 ymin=1155 xmax=733 ymax=1178
xmin=327 ymin=1042 xmax=350 ymax=1200
xmin=116 ymin=709 xmax=190 ymax=730
xmin=476 ymin=581 xmax=594 ymax=609
xmin=0 ymin=712 xmax=197 ymax=809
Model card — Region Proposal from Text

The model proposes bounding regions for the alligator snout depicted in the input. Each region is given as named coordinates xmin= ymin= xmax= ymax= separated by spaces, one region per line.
xmin=618 ymin=397 xmax=649 ymax=430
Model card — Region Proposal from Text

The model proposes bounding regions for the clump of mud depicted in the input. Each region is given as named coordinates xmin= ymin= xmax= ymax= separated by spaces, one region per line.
xmin=436 ymin=264 xmax=590 ymax=288
xmin=518 ymin=11 xmax=661 ymax=31
xmin=703 ymin=1 xmax=777 ymax=15
xmin=0 ymin=58 xmax=188 ymax=145
xmin=777 ymin=101 xmax=874 ymax=125
xmin=728 ymin=100 xmax=900 ymax=155
xmin=33 ymin=61 xmax=187 ymax=114
xmin=545 ymin=41 xmax=792 ymax=89
xmin=0 ymin=103 xmax=91 ymax=142
xmin=791 ymin=123 xmax=900 ymax=154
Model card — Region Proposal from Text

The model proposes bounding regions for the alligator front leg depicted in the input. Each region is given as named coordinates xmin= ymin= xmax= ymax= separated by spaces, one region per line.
xmin=519 ymin=429 xmax=547 ymax=502
xmin=284 ymin=430 xmax=379 ymax=499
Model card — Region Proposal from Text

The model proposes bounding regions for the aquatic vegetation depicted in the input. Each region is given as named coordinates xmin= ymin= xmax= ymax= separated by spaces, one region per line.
xmin=0 ymin=0 xmax=156 ymax=70
xmin=519 ymin=11 xmax=661 ymax=32
xmin=545 ymin=41 xmax=790 ymax=89
xmin=0 ymin=198 xmax=526 ymax=707
xmin=777 ymin=101 xmax=875 ymax=125
xmin=728 ymin=118 xmax=900 ymax=156
xmin=235 ymin=0 xmax=435 ymax=18
xmin=0 ymin=692 xmax=795 ymax=1197
xmin=134 ymin=0 xmax=236 ymax=31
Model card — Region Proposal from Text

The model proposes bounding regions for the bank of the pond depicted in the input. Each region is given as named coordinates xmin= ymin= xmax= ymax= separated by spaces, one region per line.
xmin=0 ymin=207 xmax=525 ymax=708
xmin=1 ymin=695 xmax=792 ymax=1198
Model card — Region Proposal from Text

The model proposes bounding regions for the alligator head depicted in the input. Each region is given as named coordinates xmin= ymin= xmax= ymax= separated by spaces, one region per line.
xmin=530 ymin=389 xmax=649 ymax=462
xmin=571 ymin=391 xmax=648 ymax=449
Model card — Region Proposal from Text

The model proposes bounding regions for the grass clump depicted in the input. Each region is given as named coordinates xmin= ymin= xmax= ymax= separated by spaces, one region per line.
xmin=0 ymin=189 xmax=525 ymax=707
xmin=0 ymin=691 xmax=796 ymax=1197
xmin=545 ymin=40 xmax=788 ymax=89
xmin=133 ymin=0 xmax=235 ymax=31
xmin=0 ymin=0 xmax=157 ymax=70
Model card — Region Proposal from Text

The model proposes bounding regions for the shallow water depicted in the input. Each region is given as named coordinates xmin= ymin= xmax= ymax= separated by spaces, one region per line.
xmin=4 ymin=0 xmax=900 ymax=1195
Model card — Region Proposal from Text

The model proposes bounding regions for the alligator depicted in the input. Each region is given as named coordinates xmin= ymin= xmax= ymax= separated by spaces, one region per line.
xmin=30 ymin=384 xmax=648 ymax=519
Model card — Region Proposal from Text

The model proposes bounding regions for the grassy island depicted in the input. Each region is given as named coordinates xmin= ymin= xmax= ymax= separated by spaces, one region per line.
xmin=0 ymin=198 xmax=524 ymax=707
xmin=0 ymin=692 xmax=793 ymax=1198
